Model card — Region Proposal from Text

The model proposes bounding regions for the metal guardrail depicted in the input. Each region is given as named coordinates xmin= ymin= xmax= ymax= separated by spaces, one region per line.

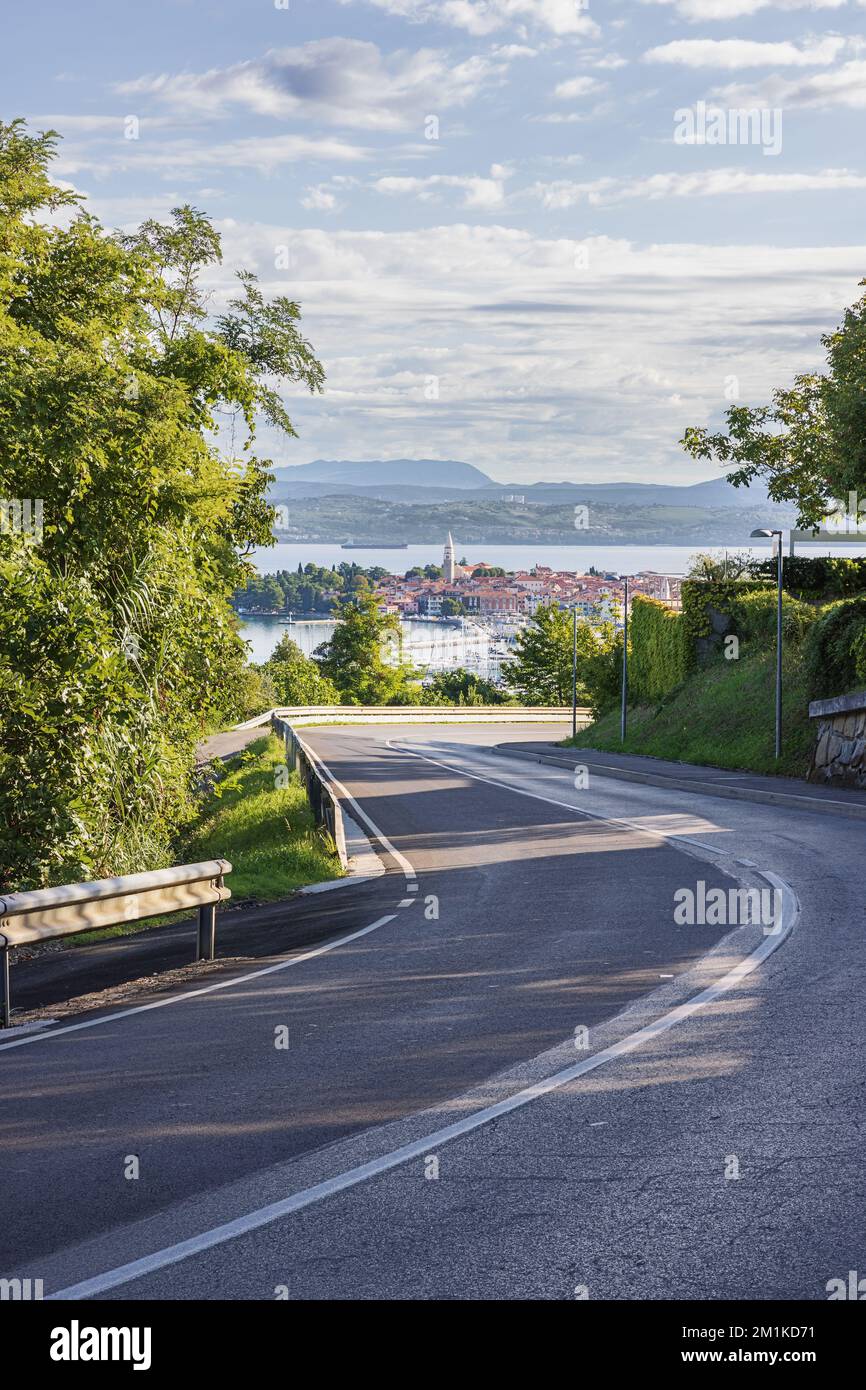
xmin=270 ymin=705 xmax=589 ymax=725
xmin=0 ymin=859 xmax=232 ymax=1028
xmin=271 ymin=717 xmax=349 ymax=870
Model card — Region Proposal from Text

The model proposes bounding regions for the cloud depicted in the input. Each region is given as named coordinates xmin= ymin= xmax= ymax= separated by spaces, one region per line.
xmin=531 ymin=167 xmax=866 ymax=207
xmin=553 ymin=76 xmax=607 ymax=99
xmin=53 ymin=132 xmax=372 ymax=179
xmin=643 ymin=37 xmax=848 ymax=68
xmin=133 ymin=213 xmax=860 ymax=483
xmin=337 ymin=0 xmax=600 ymax=39
xmin=374 ymin=167 xmax=511 ymax=208
xmin=641 ymin=0 xmax=846 ymax=18
xmin=116 ymin=38 xmax=506 ymax=133
xmin=712 ymin=61 xmax=866 ymax=110
xmin=301 ymin=185 xmax=341 ymax=212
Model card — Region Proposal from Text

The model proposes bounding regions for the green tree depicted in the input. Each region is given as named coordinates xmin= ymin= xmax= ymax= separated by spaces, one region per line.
xmin=503 ymin=606 xmax=617 ymax=706
xmin=265 ymin=635 xmax=340 ymax=706
xmin=682 ymin=280 xmax=866 ymax=529
xmin=314 ymin=595 xmax=421 ymax=704
xmin=0 ymin=121 xmax=324 ymax=888
xmin=427 ymin=669 xmax=510 ymax=705
xmin=440 ymin=597 xmax=467 ymax=617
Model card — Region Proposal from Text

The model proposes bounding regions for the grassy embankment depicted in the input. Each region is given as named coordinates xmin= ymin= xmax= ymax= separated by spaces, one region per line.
xmin=567 ymin=646 xmax=815 ymax=779
xmin=72 ymin=735 xmax=341 ymax=944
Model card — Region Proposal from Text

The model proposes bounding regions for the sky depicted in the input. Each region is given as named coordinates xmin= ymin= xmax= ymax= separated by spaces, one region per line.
xmin=6 ymin=0 xmax=866 ymax=485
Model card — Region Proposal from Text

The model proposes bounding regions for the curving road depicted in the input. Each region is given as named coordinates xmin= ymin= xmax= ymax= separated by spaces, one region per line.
xmin=2 ymin=723 xmax=863 ymax=1301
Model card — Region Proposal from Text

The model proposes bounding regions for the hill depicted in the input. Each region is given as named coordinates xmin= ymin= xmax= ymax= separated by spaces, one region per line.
xmin=273 ymin=458 xmax=493 ymax=491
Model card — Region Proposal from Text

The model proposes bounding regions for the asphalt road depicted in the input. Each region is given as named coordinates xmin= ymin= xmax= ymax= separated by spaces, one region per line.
xmin=3 ymin=724 xmax=863 ymax=1300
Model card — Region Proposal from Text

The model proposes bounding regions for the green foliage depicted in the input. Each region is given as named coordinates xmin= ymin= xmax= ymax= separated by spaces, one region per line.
xmin=314 ymin=594 xmax=422 ymax=704
xmin=730 ymin=589 xmax=817 ymax=646
xmin=581 ymin=627 xmax=624 ymax=718
xmin=426 ymin=668 xmax=512 ymax=705
xmin=686 ymin=550 xmax=755 ymax=581
xmin=0 ymin=120 xmax=324 ymax=889
xmin=439 ymin=597 xmax=467 ymax=617
xmin=503 ymin=605 xmax=618 ymax=708
xmin=574 ymin=644 xmax=815 ymax=779
xmin=231 ymin=665 xmax=279 ymax=722
xmin=804 ymin=598 xmax=866 ymax=699
xmin=179 ymin=736 xmax=340 ymax=901
xmin=681 ymin=279 xmax=866 ymax=528
xmin=750 ymin=555 xmax=866 ymax=602
xmin=629 ymin=595 xmax=692 ymax=701
xmin=233 ymin=562 xmax=385 ymax=615
xmin=265 ymin=635 xmax=340 ymax=706
xmin=680 ymin=578 xmax=757 ymax=646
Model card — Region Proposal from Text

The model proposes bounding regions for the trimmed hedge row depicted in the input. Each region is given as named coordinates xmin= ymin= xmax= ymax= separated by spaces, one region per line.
xmin=629 ymin=595 xmax=692 ymax=701
xmin=751 ymin=555 xmax=866 ymax=601
xmin=630 ymin=579 xmax=866 ymax=707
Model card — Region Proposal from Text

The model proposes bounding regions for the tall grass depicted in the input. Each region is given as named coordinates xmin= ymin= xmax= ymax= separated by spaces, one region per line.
xmin=180 ymin=735 xmax=342 ymax=900
xmin=568 ymin=647 xmax=815 ymax=779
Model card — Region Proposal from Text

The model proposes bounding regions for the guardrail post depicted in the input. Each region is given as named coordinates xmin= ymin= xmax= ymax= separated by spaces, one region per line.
xmin=0 ymin=944 xmax=10 ymax=1028
xmin=197 ymin=904 xmax=217 ymax=961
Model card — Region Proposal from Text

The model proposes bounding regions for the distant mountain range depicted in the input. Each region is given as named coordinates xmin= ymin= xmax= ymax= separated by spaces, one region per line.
xmin=268 ymin=459 xmax=795 ymax=545
xmin=270 ymin=459 xmax=778 ymax=508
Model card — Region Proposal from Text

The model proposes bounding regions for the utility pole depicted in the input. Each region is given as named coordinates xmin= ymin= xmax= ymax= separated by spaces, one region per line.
xmin=572 ymin=606 xmax=578 ymax=742
xmin=751 ymin=528 xmax=784 ymax=759
xmin=620 ymin=575 xmax=629 ymax=743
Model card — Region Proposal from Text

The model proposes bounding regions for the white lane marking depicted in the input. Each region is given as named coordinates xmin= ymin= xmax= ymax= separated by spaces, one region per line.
xmin=0 ymin=916 xmax=397 ymax=1054
xmin=47 ymin=871 xmax=796 ymax=1301
xmin=398 ymin=899 xmax=415 ymax=908
xmin=1 ymin=730 xmax=422 ymax=1054
xmin=298 ymin=733 xmax=416 ymax=884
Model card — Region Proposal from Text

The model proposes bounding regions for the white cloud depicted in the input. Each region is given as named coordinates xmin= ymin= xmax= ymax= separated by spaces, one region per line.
xmin=553 ymin=76 xmax=607 ymax=99
xmin=182 ymin=216 xmax=864 ymax=482
xmin=301 ymin=186 xmax=340 ymax=212
xmin=116 ymin=38 xmax=506 ymax=133
xmin=374 ymin=168 xmax=510 ymax=208
xmin=532 ymin=167 xmax=866 ymax=206
xmin=53 ymin=133 xmax=371 ymax=179
xmin=338 ymin=0 xmax=600 ymax=39
xmin=642 ymin=0 xmax=846 ymax=19
xmin=643 ymin=37 xmax=848 ymax=68
xmin=712 ymin=61 xmax=866 ymax=110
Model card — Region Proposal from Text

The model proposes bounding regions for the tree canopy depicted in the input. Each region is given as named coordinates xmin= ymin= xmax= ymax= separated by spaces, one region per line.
xmin=313 ymin=594 xmax=422 ymax=705
xmin=682 ymin=280 xmax=866 ymax=529
xmin=0 ymin=120 xmax=324 ymax=888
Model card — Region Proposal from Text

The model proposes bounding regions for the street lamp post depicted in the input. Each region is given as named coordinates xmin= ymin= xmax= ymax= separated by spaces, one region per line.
xmin=620 ymin=574 xmax=630 ymax=743
xmin=572 ymin=605 xmax=578 ymax=742
xmin=751 ymin=528 xmax=784 ymax=759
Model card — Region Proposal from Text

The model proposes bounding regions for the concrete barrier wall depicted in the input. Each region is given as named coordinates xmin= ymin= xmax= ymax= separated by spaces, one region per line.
xmin=808 ymin=690 xmax=866 ymax=788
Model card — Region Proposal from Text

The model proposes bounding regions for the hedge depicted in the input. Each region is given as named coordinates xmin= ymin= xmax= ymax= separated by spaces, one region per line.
xmin=804 ymin=597 xmax=866 ymax=699
xmin=750 ymin=555 xmax=866 ymax=601
xmin=629 ymin=595 xmax=691 ymax=701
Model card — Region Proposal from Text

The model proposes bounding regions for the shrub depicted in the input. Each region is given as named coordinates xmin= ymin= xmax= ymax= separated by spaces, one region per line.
xmin=582 ymin=628 xmax=623 ymax=717
xmin=729 ymin=589 xmax=818 ymax=646
xmin=629 ymin=595 xmax=691 ymax=700
xmin=751 ymin=555 xmax=866 ymax=601
xmin=804 ymin=597 xmax=866 ymax=698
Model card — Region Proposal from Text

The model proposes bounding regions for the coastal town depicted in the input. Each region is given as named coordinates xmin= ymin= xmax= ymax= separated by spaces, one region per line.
xmin=377 ymin=534 xmax=683 ymax=624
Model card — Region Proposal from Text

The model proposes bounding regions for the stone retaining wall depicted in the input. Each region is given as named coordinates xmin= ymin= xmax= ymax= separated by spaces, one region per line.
xmin=808 ymin=690 xmax=866 ymax=788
